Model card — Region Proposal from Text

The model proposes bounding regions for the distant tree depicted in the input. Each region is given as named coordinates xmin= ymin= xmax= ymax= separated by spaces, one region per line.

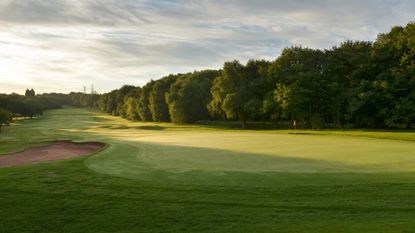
xmin=22 ymin=98 xmax=43 ymax=118
xmin=25 ymin=89 xmax=35 ymax=97
xmin=4 ymin=96 xmax=41 ymax=118
xmin=101 ymin=90 xmax=118 ymax=115
xmin=98 ymin=93 xmax=109 ymax=112
xmin=37 ymin=93 xmax=71 ymax=109
xmin=0 ymin=108 xmax=12 ymax=133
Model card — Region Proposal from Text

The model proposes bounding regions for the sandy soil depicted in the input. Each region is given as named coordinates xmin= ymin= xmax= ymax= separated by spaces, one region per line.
xmin=0 ymin=141 xmax=106 ymax=168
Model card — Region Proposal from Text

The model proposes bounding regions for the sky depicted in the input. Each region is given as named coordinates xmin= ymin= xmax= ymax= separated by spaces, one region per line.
xmin=0 ymin=0 xmax=414 ymax=94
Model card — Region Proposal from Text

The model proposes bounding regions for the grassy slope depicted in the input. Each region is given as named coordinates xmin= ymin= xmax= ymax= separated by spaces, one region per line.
xmin=1 ymin=108 xmax=415 ymax=232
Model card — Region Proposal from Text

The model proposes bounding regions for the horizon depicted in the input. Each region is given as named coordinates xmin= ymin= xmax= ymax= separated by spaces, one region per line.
xmin=1 ymin=0 xmax=414 ymax=94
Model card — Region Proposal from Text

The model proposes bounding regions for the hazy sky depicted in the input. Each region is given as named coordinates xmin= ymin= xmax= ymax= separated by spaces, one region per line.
xmin=0 ymin=0 xmax=414 ymax=94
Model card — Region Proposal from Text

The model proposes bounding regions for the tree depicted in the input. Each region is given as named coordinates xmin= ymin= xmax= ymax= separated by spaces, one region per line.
xmin=261 ymin=83 xmax=289 ymax=128
xmin=123 ymin=87 xmax=142 ymax=121
xmin=325 ymin=40 xmax=373 ymax=127
xmin=243 ymin=60 xmax=272 ymax=123
xmin=100 ymin=90 xmax=118 ymax=115
xmin=386 ymin=97 xmax=415 ymax=128
xmin=98 ymin=93 xmax=109 ymax=112
xmin=0 ymin=108 xmax=12 ymax=133
xmin=209 ymin=60 xmax=248 ymax=127
xmin=25 ymin=89 xmax=35 ymax=97
xmin=137 ymin=81 xmax=154 ymax=121
xmin=286 ymin=73 xmax=329 ymax=128
xmin=23 ymin=98 xmax=43 ymax=118
xmin=115 ymin=85 xmax=135 ymax=117
xmin=149 ymin=75 xmax=177 ymax=122
xmin=166 ymin=70 xmax=218 ymax=124
xmin=209 ymin=60 xmax=270 ymax=128
xmin=269 ymin=46 xmax=327 ymax=128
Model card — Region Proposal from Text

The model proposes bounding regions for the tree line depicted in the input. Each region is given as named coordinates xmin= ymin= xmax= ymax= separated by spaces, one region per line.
xmin=98 ymin=22 xmax=415 ymax=129
xmin=98 ymin=70 xmax=220 ymax=124
xmin=0 ymin=90 xmax=99 ymax=132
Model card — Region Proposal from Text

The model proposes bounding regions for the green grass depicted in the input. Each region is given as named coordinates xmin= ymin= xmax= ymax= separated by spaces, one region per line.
xmin=1 ymin=108 xmax=415 ymax=232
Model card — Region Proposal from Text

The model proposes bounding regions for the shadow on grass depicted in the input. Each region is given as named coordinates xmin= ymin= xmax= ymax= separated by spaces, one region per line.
xmin=96 ymin=125 xmax=165 ymax=130
xmin=83 ymin=138 xmax=406 ymax=188
xmin=134 ymin=125 xmax=165 ymax=131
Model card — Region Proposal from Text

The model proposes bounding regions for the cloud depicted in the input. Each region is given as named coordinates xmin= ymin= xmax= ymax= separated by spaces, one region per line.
xmin=0 ymin=0 xmax=414 ymax=94
xmin=0 ymin=0 xmax=151 ymax=26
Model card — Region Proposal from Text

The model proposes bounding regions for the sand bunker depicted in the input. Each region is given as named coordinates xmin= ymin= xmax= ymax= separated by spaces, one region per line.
xmin=0 ymin=141 xmax=106 ymax=168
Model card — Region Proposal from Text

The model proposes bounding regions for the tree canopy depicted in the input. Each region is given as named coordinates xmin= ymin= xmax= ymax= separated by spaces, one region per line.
xmin=0 ymin=108 xmax=12 ymax=133
xmin=96 ymin=22 xmax=415 ymax=129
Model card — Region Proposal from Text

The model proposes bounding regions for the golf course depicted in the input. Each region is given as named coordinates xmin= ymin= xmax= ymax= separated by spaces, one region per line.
xmin=1 ymin=108 xmax=415 ymax=232
xmin=1 ymin=1 xmax=414 ymax=232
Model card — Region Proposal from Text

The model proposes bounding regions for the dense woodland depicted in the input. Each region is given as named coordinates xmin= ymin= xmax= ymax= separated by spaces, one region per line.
xmin=98 ymin=23 xmax=415 ymax=129
xmin=1 ymin=22 xmax=414 ymax=130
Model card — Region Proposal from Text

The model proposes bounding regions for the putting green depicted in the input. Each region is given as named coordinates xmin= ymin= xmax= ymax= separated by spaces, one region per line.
xmin=85 ymin=130 xmax=415 ymax=176
xmin=77 ymin=113 xmax=414 ymax=179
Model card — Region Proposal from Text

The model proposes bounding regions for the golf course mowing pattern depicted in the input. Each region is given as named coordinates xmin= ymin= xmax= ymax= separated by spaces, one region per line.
xmin=1 ymin=108 xmax=415 ymax=232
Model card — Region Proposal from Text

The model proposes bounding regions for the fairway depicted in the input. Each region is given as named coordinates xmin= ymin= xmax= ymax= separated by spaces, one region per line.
xmin=1 ymin=108 xmax=415 ymax=232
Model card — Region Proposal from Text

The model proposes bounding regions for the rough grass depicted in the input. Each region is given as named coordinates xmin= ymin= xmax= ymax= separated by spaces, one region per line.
xmin=1 ymin=108 xmax=415 ymax=233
